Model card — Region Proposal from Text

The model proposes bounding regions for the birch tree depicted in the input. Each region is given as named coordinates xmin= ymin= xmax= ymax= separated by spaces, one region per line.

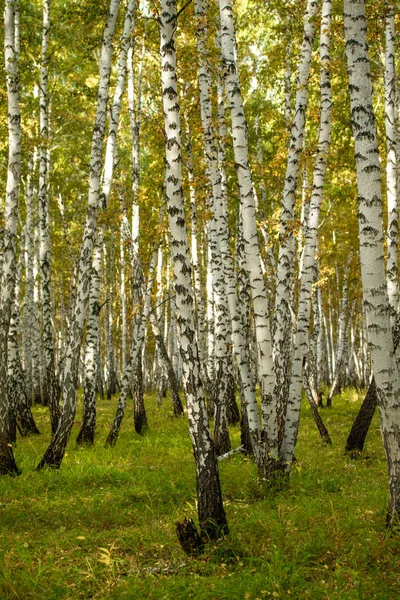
xmin=218 ymin=0 xmax=278 ymax=470
xmin=37 ymin=0 xmax=120 ymax=470
xmin=38 ymin=0 xmax=59 ymax=433
xmin=273 ymin=0 xmax=319 ymax=442
xmin=160 ymin=0 xmax=228 ymax=538
xmin=280 ymin=0 xmax=332 ymax=466
xmin=384 ymin=1 xmax=398 ymax=321
xmin=76 ymin=229 xmax=103 ymax=445
xmin=344 ymin=0 xmax=400 ymax=525
xmin=0 ymin=0 xmax=22 ymax=475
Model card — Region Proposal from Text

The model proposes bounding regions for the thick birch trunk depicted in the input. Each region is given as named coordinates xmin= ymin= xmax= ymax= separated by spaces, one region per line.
xmin=0 ymin=0 xmax=22 ymax=474
xmin=37 ymin=0 xmax=120 ymax=470
xmin=344 ymin=0 xmax=400 ymax=525
xmin=160 ymin=0 xmax=228 ymax=537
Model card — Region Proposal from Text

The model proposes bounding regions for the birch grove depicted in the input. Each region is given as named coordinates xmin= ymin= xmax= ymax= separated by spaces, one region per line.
xmin=0 ymin=0 xmax=399 ymax=538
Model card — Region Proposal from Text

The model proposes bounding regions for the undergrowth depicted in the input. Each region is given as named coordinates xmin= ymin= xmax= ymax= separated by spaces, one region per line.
xmin=0 ymin=388 xmax=399 ymax=599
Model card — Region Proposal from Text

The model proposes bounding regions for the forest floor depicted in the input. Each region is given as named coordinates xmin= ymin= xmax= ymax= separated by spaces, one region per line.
xmin=1 ymin=388 xmax=399 ymax=599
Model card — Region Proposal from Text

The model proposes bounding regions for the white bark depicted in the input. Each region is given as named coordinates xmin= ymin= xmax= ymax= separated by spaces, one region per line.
xmin=273 ymin=0 xmax=319 ymax=441
xmin=384 ymin=4 xmax=398 ymax=321
xmin=0 ymin=0 xmax=21 ymax=473
xmin=344 ymin=0 xmax=400 ymax=523
xmin=102 ymin=0 xmax=136 ymax=207
xmin=218 ymin=0 xmax=277 ymax=457
xmin=37 ymin=0 xmax=120 ymax=470
xmin=160 ymin=0 xmax=227 ymax=535
xmin=280 ymin=0 xmax=332 ymax=465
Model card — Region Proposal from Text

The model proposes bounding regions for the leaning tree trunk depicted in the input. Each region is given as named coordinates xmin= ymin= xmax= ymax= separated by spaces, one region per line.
xmin=0 ymin=0 xmax=22 ymax=475
xmin=345 ymin=377 xmax=377 ymax=454
xmin=38 ymin=0 xmax=59 ymax=434
xmin=36 ymin=0 xmax=120 ymax=470
xmin=149 ymin=307 xmax=184 ymax=417
xmin=280 ymin=0 xmax=331 ymax=468
xmin=218 ymin=0 xmax=278 ymax=474
xmin=273 ymin=0 xmax=320 ymax=445
xmin=344 ymin=0 xmax=400 ymax=525
xmin=160 ymin=0 xmax=228 ymax=539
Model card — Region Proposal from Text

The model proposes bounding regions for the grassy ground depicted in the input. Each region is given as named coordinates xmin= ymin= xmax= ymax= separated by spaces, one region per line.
xmin=1 ymin=389 xmax=399 ymax=599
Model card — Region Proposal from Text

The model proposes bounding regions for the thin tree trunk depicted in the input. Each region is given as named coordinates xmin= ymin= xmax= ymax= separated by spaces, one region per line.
xmin=105 ymin=246 xmax=157 ymax=446
xmin=36 ymin=0 xmax=120 ymax=470
xmin=38 ymin=0 xmax=59 ymax=434
xmin=149 ymin=307 xmax=183 ymax=416
xmin=9 ymin=233 xmax=40 ymax=438
xmin=274 ymin=0 xmax=320 ymax=445
xmin=218 ymin=0 xmax=278 ymax=469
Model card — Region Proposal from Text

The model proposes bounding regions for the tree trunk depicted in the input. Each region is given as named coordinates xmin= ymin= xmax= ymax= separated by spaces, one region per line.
xmin=160 ymin=0 xmax=228 ymax=538
xmin=149 ymin=307 xmax=184 ymax=416
xmin=0 ymin=0 xmax=22 ymax=475
xmin=218 ymin=0 xmax=278 ymax=472
xmin=38 ymin=0 xmax=59 ymax=434
xmin=344 ymin=0 xmax=400 ymax=525
xmin=345 ymin=377 xmax=377 ymax=454
xmin=36 ymin=0 xmax=120 ymax=470
xmin=76 ymin=229 xmax=103 ymax=446
xmin=384 ymin=2 xmax=398 ymax=322
xmin=280 ymin=0 xmax=331 ymax=467
xmin=273 ymin=0 xmax=320 ymax=446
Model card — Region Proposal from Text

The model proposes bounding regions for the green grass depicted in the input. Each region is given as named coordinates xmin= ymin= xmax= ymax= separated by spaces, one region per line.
xmin=1 ymin=389 xmax=399 ymax=599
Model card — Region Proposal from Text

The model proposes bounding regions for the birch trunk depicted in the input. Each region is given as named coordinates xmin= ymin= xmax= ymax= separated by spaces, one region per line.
xmin=8 ymin=234 xmax=40 ymax=439
xmin=194 ymin=0 xmax=231 ymax=454
xmin=105 ymin=244 xmax=157 ymax=446
xmin=102 ymin=0 xmax=136 ymax=208
xmin=218 ymin=0 xmax=277 ymax=463
xmin=0 ymin=0 xmax=21 ymax=474
xmin=37 ymin=0 xmax=120 ymax=470
xmin=149 ymin=306 xmax=183 ymax=416
xmin=327 ymin=275 xmax=349 ymax=407
xmin=273 ymin=0 xmax=319 ymax=445
xmin=76 ymin=229 xmax=103 ymax=445
xmin=384 ymin=2 xmax=398 ymax=321
xmin=280 ymin=0 xmax=332 ymax=466
xmin=160 ymin=0 xmax=228 ymax=537
xmin=344 ymin=0 xmax=400 ymax=524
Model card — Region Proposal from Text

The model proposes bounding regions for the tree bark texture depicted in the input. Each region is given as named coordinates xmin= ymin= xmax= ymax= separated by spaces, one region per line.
xmin=36 ymin=0 xmax=120 ymax=470
xmin=160 ymin=0 xmax=228 ymax=537
xmin=344 ymin=0 xmax=400 ymax=525
xmin=0 ymin=0 xmax=22 ymax=475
